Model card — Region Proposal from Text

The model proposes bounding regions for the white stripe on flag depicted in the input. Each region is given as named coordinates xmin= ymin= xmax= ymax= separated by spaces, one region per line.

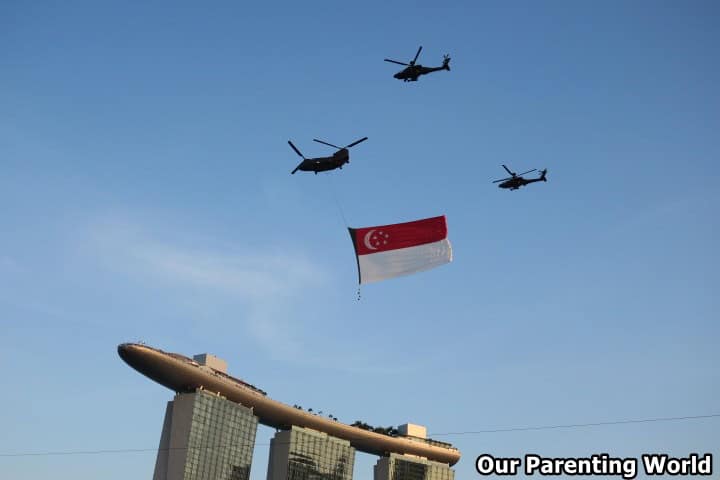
xmin=358 ymin=238 xmax=452 ymax=284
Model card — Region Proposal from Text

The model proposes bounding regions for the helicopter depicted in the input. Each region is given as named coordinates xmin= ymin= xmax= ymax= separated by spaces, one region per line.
xmin=384 ymin=46 xmax=451 ymax=82
xmin=288 ymin=137 xmax=368 ymax=174
xmin=493 ymin=165 xmax=548 ymax=190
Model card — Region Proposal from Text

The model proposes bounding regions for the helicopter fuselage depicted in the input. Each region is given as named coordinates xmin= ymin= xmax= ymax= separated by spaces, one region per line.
xmin=499 ymin=176 xmax=546 ymax=190
xmin=295 ymin=149 xmax=349 ymax=174
xmin=394 ymin=64 xmax=449 ymax=82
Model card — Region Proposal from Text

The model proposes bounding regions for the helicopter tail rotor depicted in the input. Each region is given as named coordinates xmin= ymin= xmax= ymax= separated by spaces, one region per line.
xmin=540 ymin=169 xmax=548 ymax=181
xmin=442 ymin=54 xmax=451 ymax=70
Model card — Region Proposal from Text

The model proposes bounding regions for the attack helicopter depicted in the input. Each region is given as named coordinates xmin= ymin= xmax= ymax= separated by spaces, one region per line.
xmin=384 ymin=46 xmax=451 ymax=82
xmin=493 ymin=165 xmax=548 ymax=190
xmin=288 ymin=137 xmax=368 ymax=174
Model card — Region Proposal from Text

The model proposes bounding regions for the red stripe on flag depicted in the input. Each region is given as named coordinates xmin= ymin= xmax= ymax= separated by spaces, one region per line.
xmin=350 ymin=216 xmax=447 ymax=255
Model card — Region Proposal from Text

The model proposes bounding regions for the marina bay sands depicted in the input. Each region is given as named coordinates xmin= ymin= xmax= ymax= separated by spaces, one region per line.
xmin=119 ymin=343 xmax=460 ymax=480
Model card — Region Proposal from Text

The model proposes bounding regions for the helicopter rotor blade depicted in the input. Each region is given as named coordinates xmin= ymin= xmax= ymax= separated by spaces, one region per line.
xmin=412 ymin=45 xmax=423 ymax=64
xmin=288 ymin=141 xmax=305 ymax=159
xmin=384 ymin=59 xmax=409 ymax=66
xmin=517 ymin=169 xmax=537 ymax=176
xmin=492 ymin=177 xmax=512 ymax=183
xmin=344 ymin=137 xmax=368 ymax=149
xmin=501 ymin=164 xmax=515 ymax=176
xmin=313 ymin=138 xmax=342 ymax=149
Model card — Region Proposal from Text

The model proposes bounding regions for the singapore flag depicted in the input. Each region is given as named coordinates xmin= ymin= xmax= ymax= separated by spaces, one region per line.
xmin=348 ymin=215 xmax=452 ymax=284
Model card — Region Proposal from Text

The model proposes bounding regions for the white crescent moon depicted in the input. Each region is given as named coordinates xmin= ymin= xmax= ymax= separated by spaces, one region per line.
xmin=363 ymin=229 xmax=377 ymax=250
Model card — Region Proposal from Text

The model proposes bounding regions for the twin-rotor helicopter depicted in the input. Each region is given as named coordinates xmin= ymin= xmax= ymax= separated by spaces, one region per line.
xmin=288 ymin=137 xmax=368 ymax=175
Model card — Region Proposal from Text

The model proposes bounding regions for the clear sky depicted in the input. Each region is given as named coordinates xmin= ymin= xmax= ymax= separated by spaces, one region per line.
xmin=1 ymin=1 xmax=718 ymax=478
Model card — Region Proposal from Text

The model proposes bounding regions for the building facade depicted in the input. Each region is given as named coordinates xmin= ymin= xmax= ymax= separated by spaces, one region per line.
xmin=267 ymin=426 xmax=355 ymax=480
xmin=153 ymin=389 xmax=259 ymax=480
xmin=373 ymin=453 xmax=455 ymax=480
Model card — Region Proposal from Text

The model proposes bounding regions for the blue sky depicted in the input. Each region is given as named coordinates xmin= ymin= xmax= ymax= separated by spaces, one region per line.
xmin=1 ymin=1 xmax=718 ymax=478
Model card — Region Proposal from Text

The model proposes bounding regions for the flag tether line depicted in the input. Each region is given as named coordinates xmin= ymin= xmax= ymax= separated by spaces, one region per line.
xmin=324 ymin=173 xmax=361 ymax=300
